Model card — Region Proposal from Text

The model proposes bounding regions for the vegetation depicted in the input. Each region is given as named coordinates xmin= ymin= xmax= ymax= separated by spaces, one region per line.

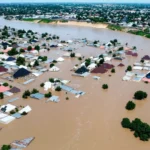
xmin=21 ymin=111 xmax=28 ymax=115
xmin=107 ymin=24 xmax=124 ymax=31
xmin=49 ymin=78 xmax=54 ymax=83
xmin=3 ymin=82 xmax=9 ymax=87
xmin=16 ymin=57 xmax=25 ymax=66
xmin=22 ymin=90 xmax=31 ymax=99
xmin=66 ymin=97 xmax=69 ymax=100
xmin=85 ymin=58 xmax=91 ymax=67
xmin=125 ymin=101 xmax=136 ymax=110
xmin=31 ymin=88 xmax=39 ymax=94
xmin=27 ymin=46 xmax=32 ymax=51
xmin=0 ymin=92 xmax=4 ymax=99
xmin=38 ymin=56 xmax=47 ymax=61
xmin=45 ymin=92 xmax=52 ymax=98
xmin=7 ymin=48 xmax=18 ymax=56
xmin=34 ymin=45 xmax=40 ymax=51
xmin=102 ymin=84 xmax=108 ymax=89
xmin=111 ymin=68 xmax=115 ymax=73
xmin=1 ymin=145 xmax=11 ymax=150
xmin=33 ymin=60 xmax=39 ymax=67
xmin=134 ymin=91 xmax=148 ymax=100
xmin=55 ymin=86 xmax=62 ymax=91
xmin=70 ymin=53 xmax=75 ymax=57
xmin=121 ymin=118 xmax=150 ymax=141
xmin=40 ymin=83 xmax=44 ymax=87
xmin=127 ymin=65 xmax=132 ymax=71
xmin=50 ymin=63 xmax=55 ymax=68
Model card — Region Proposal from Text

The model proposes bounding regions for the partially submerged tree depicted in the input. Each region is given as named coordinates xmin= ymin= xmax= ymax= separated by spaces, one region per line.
xmin=126 ymin=101 xmax=136 ymax=110
xmin=102 ymin=84 xmax=108 ymax=89
xmin=127 ymin=65 xmax=132 ymax=71
xmin=55 ymin=86 xmax=61 ymax=91
xmin=134 ymin=91 xmax=147 ymax=100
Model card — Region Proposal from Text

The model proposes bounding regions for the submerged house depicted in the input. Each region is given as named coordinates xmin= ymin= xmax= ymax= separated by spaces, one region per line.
xmin=13 ymin=68 xmax=31 ymax=79
xmin=75 ymin=66 xmax=89 ymax=74
xmin=142 ymin=55 xmax=150 ymax=61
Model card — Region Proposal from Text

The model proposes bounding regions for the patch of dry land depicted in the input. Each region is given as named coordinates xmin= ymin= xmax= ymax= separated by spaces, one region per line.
xmin=54 ymin=21 xmax=108 ymax=28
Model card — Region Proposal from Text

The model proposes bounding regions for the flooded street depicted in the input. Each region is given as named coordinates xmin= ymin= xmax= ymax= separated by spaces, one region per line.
xmin=0 ymin=18 xmax=150 ymax=150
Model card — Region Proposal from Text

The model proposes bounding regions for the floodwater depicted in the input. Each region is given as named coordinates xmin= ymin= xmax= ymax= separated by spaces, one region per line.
xmin=0 ymin=18 xmax=150 ymax=150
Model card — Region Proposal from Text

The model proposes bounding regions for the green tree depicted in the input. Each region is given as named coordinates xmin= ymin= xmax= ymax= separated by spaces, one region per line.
xmin=102 ymin=84 xmax=108 ymax=89
xmin=134 ymin=91 xmax=148 ymax=100
xmin=111 ymin=68 xmax=115 ymax=73
xmin=27 ymin=46 xmax=32 ymax=51
xmin=31 ymin=88 xmax=39 ymax=94
xmin=45 ymin=92 xmax=52 ymax=98
xmin=127 ymin=65 xmax=132 ymax=71
xmin=34 ymin=45 xmax=40 ymax=51
xmin=50 ymin=63 xmax=54 ymax=68
xmin=16 ymin=57 xmax=25 ymax=66
xmin=126 ymin=101 xmax=136 ymax=110
xmin=1 ymin=144 xmax=11 ymax=150
xmin=121 ymin=118 xmax=131 ymax=128
xmin=70 ymin=53 xmax=75 ymax=57
xmin=3 ymin=82 xmax=9 ymax=87
xmin=0 ymin=92 xmax=4 ymax=99
xmin=33 ymin=60 xmax=39 ymax=67
xmin=7 ymin=48 xmax=18 ymax=56
xmin=55 ymin=86 xmax=61 ymax=91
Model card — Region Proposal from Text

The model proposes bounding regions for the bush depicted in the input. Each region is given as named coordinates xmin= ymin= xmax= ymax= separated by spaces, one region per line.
xmin=49 ymin=78 xmax=54 ymax=83
xmin=127 ymin=65 xmax=132 ymax=71
xmin=55 ymin=86 xmax=61 ymax=91
xmin=21 ymin=111 xmax=28 ymax=115
xmin=16 ymin=57 xmax=25 ymax=66
xmin=111 ymin=68 xmax=115 ymax=73
xmin=7 ymin=48 xmax=18 ymax=56
xmin=27 ymin=46 xmax=32 ymax=51
xmin=45 ymin=92 xmax=52 ymax=98
xmin=33 ymin=60 xmax=39 ymax=67
xmin=66 ymin=97 xmax=69 ymax=100
xmin=125 ymin=101 xmax=136 ymax=110
xmin=0 ymin=92 xmax=4 ymax=99
xmin=121 ymin=118 xmax=131 ymax=128
xmin=31 ymin=89 xmax=39 ymax=94
xmin=22 ymin=90 xmax=31 ymax=99
xmin=10 ymin=110 xmax=15 ymax=114
xmin=1 ymin=144 xmax=11 ymax=150
xmin=78 ymin=57 xmax=82 ymax=61
xmin=40 ymin=83 xmax=44 ymax=87
xmin=134 ymin=91 xmax=147 ymax=100
xmin=34 ymin=45 xmax=40 ymax=51
xmin=121 ymin=118 xmax=150 ymax=141
xmin=70 ymin=53 xmax=75 ymax=57
xmin=102 ymin=84 xmax=108 ymax=89
xmin=3 ymin=82 xmax=9 ymax=87
xmin=50 ymin=63 xmax=54 ymax=68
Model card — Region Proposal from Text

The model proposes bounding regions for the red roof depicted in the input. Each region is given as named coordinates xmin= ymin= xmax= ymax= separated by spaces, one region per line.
xmin=91 ymin=66 xmax=108 ymax=74
xmin=142 ymin=55 xmax=150 ymax=60
xmin=0 ymin=66 xmax=8 ymax=72
xmin=125 ymin=51 xmax=133 ymax=55
xmin=132 ymin=53 xmax=138 ymax=57
xmin=101 ymin=63 xmax=114 ymax=69
xmin=118 ymin=63 xmax=125 ymax=67
xmin=0 ymin=86 xmax=10 ymax=93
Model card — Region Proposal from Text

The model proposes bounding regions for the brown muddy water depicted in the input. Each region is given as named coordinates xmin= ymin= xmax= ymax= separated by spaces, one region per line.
xmin=0 ymin=18 xmax=150 ymax=150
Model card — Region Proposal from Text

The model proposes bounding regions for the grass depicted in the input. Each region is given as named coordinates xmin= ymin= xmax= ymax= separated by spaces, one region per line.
xmin=128 ymin=30 xmax=150 ymax=39
xmin=22 ymin=18 xmax=39 ymax=22
xmin=107 ymin=24 xmax=124 ymax=31
xmin=38 ymin=19 xmax=56 ymax=23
